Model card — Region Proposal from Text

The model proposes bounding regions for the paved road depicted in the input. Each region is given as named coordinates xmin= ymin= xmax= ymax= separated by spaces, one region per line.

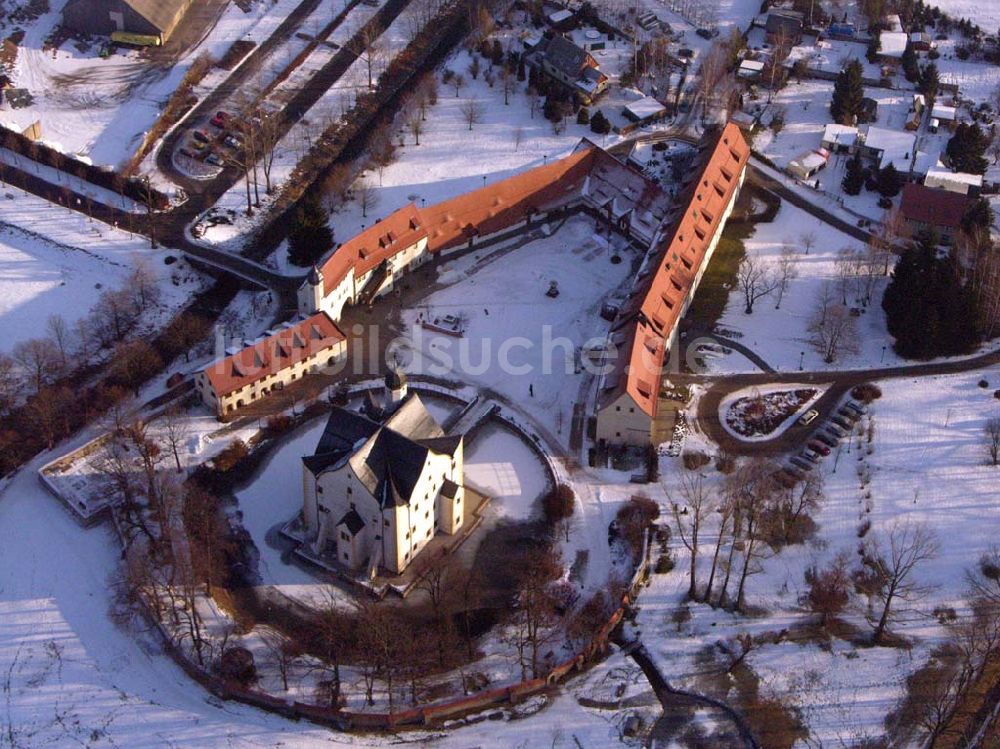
xmin=691 ymin=346 xmax=1000 ymax=455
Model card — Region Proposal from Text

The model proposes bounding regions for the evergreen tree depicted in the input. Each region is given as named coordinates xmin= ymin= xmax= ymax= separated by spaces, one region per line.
xmin=590 ymin=110 xmax=611 ymax=134
xmin=961 ymin=197 xmax=993 ymax=232
xmin=876 ymin=163 xmax=903 ymax=197
xmin=830 ymin=60 xmax=865 ymax=125
xmin=517 ymin=58 xmax=526 ymax=81
xmin=842 ymin=152 xmax=866 ymax=195
xmin=917 ymin=62 xmax=940 ymax=108
xmin=576 ymin=106 xmax=590 ymax=125
xmin=883 ymin=230 xmax=980 ymax=358
xmin=946 ymin=123 xmax=990 ymax=174
xmin=901 ymin=43 xmax=919 ymax=82
xmin=287 ymin=193 xmax=333 ymax=267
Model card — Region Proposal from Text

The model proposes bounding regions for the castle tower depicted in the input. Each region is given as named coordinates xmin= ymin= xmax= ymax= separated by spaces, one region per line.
xmin=299 ymin=265 xmax=324 ymax=315
xmin=385 ymin=367 xmax=408 ymax=408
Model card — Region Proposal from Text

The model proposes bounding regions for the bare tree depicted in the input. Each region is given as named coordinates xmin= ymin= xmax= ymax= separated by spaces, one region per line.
xmin=509 ymin=546 xmax=560 ymax=679
xmin=857 ymin=521 xmax=939 ymax=645
xmin=512 ymin=125 xmax=524 ymax=151
xmin=128 ymin=260 xmax=162 ymax=313
xmin=668 ymin=472 xmax=713 ymax=601
xmin=704 ymin=496 xmax=734 ymax=607
xmin=111 ymin=340 xmax=162 ymax=397
xmin=0 ymin=353 xmax=17 ymax=415
xmin=808 ymin=298 xmax=859 ymax=364
xmin=460 ymin=98 xmax=483 ymax=131
xmin=451 ymin=72 xmax=466 ymax=98
xmin=985 ymin=417 xmax=1000 ymax=466
xmin=12 ymin=338 xmax=60 ymax=394
xmin=737 ymin=255 xmax=779 ymax=314
xmin=728 ymin=458 xmax=779 ymax=612
xmin=501 ymin=68 xmax=515 ymax=105
xmin=46 ymin=314 xmax=72 ymax=372
xmin=774 ymin=243 xmax=799 ymax=309
xmin=261 ymin=628 xmax=302 ymax=691
xmin=800 ymin=230 xmax=817 ymax=255
xmin=357 ymin=24 xmax=384 ymax=90
xmin=160 ymin=407 xmax=190 ymax=472
xmin=407 ymin=114 xmax=424 ymax=146
xmin=355 ymin=179 xmax=379 ymax=218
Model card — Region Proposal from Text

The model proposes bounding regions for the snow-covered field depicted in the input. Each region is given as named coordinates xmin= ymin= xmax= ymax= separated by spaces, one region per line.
xmin=0 ymin=188 xmax=203 ymax=354
xmin=645 ymin=366 xmax=1000 ymax=744
xmin=1 ymin=0 xmax=308 ymax=167
xmin=934 ymin=0 xmax=1000 ymax=29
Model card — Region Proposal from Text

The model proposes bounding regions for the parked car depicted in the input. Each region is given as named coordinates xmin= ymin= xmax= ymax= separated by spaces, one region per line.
xmin=696 ymin=27 xmax=719 ymax=39
xmin=799 ymin=408 xmax=819 ymax=426
xmin=210 ymin=111 xmax=230 ymax=128
xmin=179 ymin=147 xmax=197 ymax=159
xmin=224 ymin=134 xmax=241 ymax=149
xmin=789 ymin=456 xmax=813 ymax=471
xmin=814 ymin=432 xmax=838 ymax=448
xmin=830 ymin=415 xmax=854 ymax=430
xmin=807 ymin=440 xmax=831 ymax=456
xmin=192 ymin=129 xmax=210 ymax=143
xmin=825 ymin=423 xmax=848 ymax=438
xmin=205 ymin=152 xmax=224 ymax=166
xmin=784 ymin=464 xmax=806 ymax=480
xmin=843 ymin=400 xmax=867 ymax=415
xmin=837 ymin=407 xmax=860 ymax=421
xmin=802 ymin=449 xmax=821 ymax=463
xmin=190 ymin=139 xmax=208 ymax=152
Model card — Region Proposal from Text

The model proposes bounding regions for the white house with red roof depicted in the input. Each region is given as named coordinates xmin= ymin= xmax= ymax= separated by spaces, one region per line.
xmin=195 ymin=312 xmax=346 ymax=418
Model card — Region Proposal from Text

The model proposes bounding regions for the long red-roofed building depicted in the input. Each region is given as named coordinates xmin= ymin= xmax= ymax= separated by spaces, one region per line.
xmin=196 ymin=312 xmax=347 ymax=418
xmin=595 ymin=124 xmax=750 ymax=445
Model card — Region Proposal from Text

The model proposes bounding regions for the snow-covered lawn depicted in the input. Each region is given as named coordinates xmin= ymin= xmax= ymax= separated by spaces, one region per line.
xmin=643 ymin=366 xmax=1000 ymax=744
xmin=401 ymin=215 xmax=637 ymax=442
xmin=0 ymin=188 xmax=203 ymax=354
xmin=934 ymin=0 xmax=1000 ymax=31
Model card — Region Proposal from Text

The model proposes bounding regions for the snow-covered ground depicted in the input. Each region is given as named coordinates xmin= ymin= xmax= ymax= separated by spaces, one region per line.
xmin=0 ymin=188 xmax=203 ymax=354
xmin=643 ymin=366 xmax=1000 ymax=745
xmin=0 ymin=0 xmax=308 ymax=167
xmin=401 ymin=215 xmax=637 ymax=443
xmin=934 ymin=0 xmax=1000 ymax=29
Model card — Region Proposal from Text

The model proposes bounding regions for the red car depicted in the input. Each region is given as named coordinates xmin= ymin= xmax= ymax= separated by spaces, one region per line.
xmin=807 ymin=440 xmax=831 ymax=456
xmin=210 ymin=111 xmax=230 ymax=129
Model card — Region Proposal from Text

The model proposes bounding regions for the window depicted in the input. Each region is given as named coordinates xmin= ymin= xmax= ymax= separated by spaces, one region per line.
xmin=425 ymin=510 xmax=430 ymax=520
xmin=346 ymin=487 xmax=352 ymax=496
xmin=426 ymin=528 xmax=431 ymax=538
xmin=615 ymin=405 xmax=621 ymax=412
xmin=349 ymin=501 xmax=355 ymax=510
xmin=343 ymin=552 xmax=349 ymax=560
xmin=384 ymin=518 xmax=390 ymax=527
xmin=341 ymin=532 xmax=349 ymax=542
xmin=629 ymin=407 xmax=635 ymax=413
xmin=317 ymin=486 xmax=323 ymax=494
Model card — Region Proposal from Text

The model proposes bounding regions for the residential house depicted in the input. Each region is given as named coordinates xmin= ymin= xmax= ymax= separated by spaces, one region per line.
xmin=924 ymin=168 xmax=983 ymax=196
xmin=765 ymin=10 xmax=804 ymax=45
xmin=859 ymin=125 xmax=916 ymax=173
xmin=621 ymin=96 xmax=668 ymax=128
xmin=821 ymin=123 xmax=859 ymax=153
xmin=62 ymin=0 xmax=193 ymax=43
xmin=301 ymin=377 xmax=465 ymax=575
xmin=910 ymin=31 xmax=933 ymax=51
xmin=878 ymin=31 xmax=908 ymax=63
xmin=929 ymin=104 xmax=957 ymax=133
xmin=738 ymin=59 xmax=765 ymax=80
xmin=900 ymin=183 xmax=971 ymax=244
xmin=528 ymin=34 xmax=608 ymax=102
xmin=196 ymin=312 xmax=347 ymax=419
xmin=788 ymin=148 xmax=830 ymax=180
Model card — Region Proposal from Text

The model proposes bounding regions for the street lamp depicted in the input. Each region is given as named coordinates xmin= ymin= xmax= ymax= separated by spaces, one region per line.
xmin=880 ymin=345 xmax=886 ymax=363
xmin=798 ymin=351 xmax=805 ymax=370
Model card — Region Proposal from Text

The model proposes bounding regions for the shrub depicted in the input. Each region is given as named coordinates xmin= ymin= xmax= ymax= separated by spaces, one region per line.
xmin=682 ymin=450 xmax=711 ymax=470
xmin=216 ymin=647 xmax=256 ymax=687
xmin=614 ymin=495 xmax=660 ymax=563
xmin=265 ymin=414 xmax=293 ymax=435
xmin=851 ymin=383 xmax=882 ymax=403
xmin=715 ymin=452 xmax=736 ymax=474
xmin=857 ymin=519 xmax=872 ymax=538
xmin=576 ymin=106 xmax=590 ymax=125
xmin=978 ymin=379 xmax=989 ymax=388
xmin=655 ymin=552 xmax=675 ymax=573
xmin=214 ymin=439 xmax=249 ymax=472
xmin=994 ymin=390 xmax=1000 ymax=400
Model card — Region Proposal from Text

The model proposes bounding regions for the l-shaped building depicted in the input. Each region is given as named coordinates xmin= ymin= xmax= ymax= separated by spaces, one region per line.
xmin=203 ymin=127 xmax=748 ymax=445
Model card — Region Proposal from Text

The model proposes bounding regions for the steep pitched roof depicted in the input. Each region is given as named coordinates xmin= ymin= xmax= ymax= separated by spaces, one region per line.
xmin=203 ymin=312 xmax=345 ymax=398
xmin=900 ymin=183 xmax=970 ymax=229
xmin=537 ymin=34 xmax=592 ymax=78
xmin=305 ymin=395 xmax=454 ymax=509
xmin=337 ymin=509 xmax=366 ymax=535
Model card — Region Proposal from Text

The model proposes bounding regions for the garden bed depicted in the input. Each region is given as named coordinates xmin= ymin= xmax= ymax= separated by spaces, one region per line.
xmin=723 ymin=387 xmax=819 ymax=439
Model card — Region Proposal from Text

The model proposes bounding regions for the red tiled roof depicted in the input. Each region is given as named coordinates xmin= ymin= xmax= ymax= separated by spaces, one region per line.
xmin=203 ymin=312 xmax=345 ymax=397
xmin=602 ymin=124 xmax=750 ymax=419
xmin=900 ymin=183 xmax=970 ymax=230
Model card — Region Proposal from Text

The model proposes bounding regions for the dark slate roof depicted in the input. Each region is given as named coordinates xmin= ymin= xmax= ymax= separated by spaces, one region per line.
xmin=765 ymin=10 xmax=804 ymax=35
xmin=539 ymin=35 xmax=589 ymax=78
xmin=441 ymin=479 xmax=460 ymax=499
xmin=303 ymin=407 xmax=381 ymax=474
xmin=417 ymin=434 xmax=463 ymax=456
xmin=356 ymin=428 xmax=430 ymax=508
xmin=337 ymin=509 xmax=366 ymax=535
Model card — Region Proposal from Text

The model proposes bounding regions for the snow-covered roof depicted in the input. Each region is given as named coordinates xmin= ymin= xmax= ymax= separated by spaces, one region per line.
xmin=821 ymin=123 xmax=858 ymax=147
xmin=624 ymin=96 xmax=667 ymax=121
xmin=548 ymin=9 xmax=574 ymax=23
xmin=885 ymin=14 xmax=903 ymax=32
xmin=861 ymin=126 xmax=915 ymax=170
xmin=924 ymin=168 xmax=983 ymax=193
xmin=931 ymin=104 xmax=957 ymax=121
xmin=738 ymin=59 xmax=765 ymax=77
xmin=912 ymin=150 xmax=942 ymax=176
xmin=789 ymin=149 xmax=829 ymax=173
xmin=879 ymin=31 xmax=908 ymax=58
